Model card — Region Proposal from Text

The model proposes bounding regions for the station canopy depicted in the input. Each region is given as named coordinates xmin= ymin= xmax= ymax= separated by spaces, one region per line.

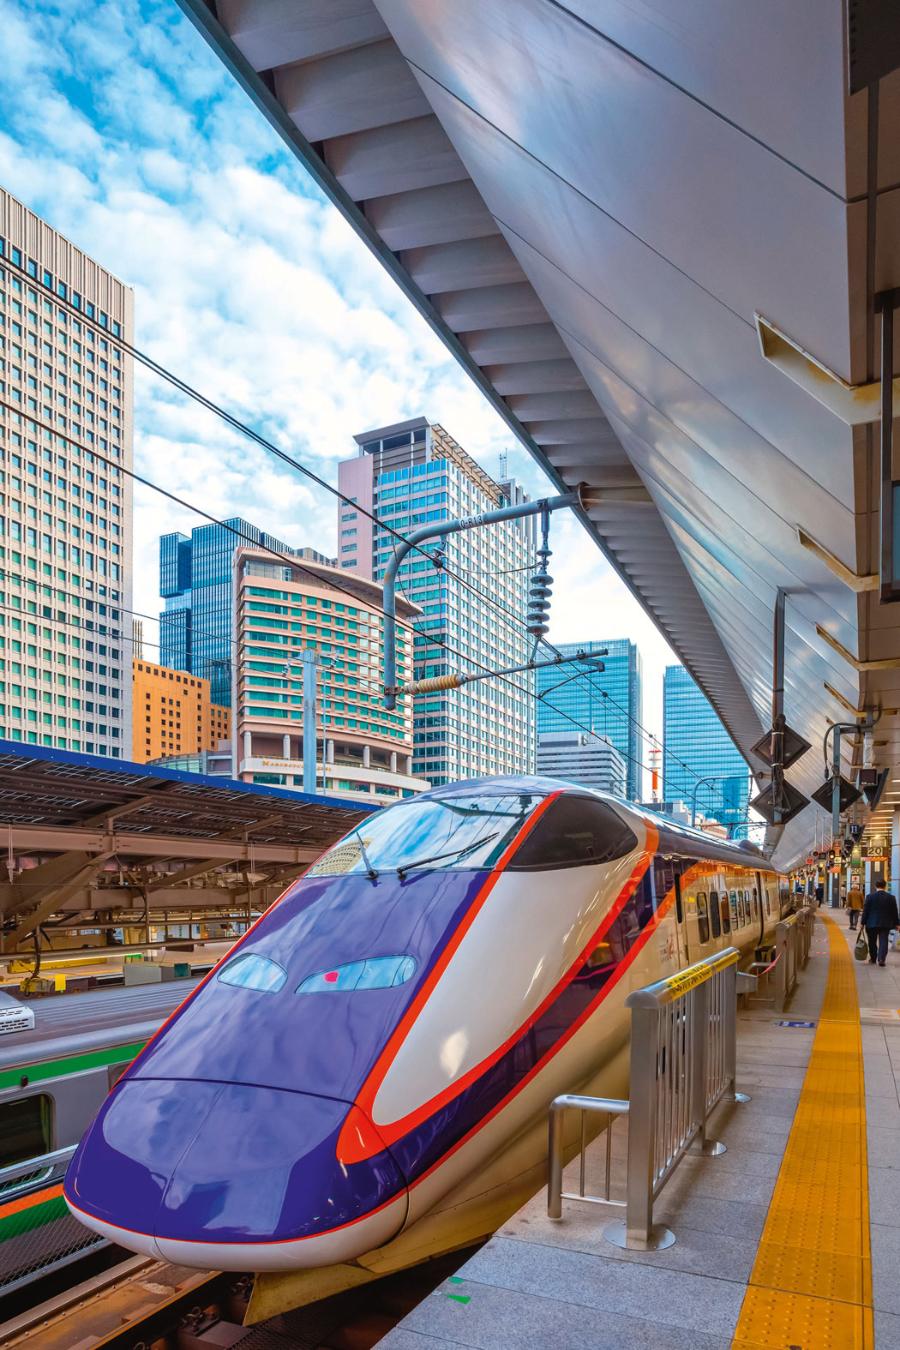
xmin=0 ymin=740 xmax=373 ymax=953
xmin=178 ymin=0 xmax=900 ymax=869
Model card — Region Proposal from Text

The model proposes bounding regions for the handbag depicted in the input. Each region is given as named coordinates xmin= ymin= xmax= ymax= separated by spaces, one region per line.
xmin=854 ymin=931 xmax=869 ymax=962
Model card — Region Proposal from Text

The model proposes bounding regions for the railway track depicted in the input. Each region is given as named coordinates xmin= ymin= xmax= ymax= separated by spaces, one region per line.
xmin=0 ymin=1247 xmax=476 ymax=1348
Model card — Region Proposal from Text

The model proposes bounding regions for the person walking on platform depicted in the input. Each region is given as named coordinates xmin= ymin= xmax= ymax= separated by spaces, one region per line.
xmin=815 ymin=882 xmax=824 ymax=907
xmin=861 ymin=878 xmax=900 ymax=966
xmin=847 ymin=882 xmax=864 ymax=930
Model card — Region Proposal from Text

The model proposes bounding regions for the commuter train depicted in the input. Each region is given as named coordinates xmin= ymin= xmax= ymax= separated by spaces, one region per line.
xmin=0 ymin=980 xmax=205 ymax=1295
xmin=64 ymin=778 xmax=791 ymax=1276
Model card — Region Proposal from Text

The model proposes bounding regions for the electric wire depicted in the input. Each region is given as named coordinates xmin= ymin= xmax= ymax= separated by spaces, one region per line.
xmin=5 ymin=247 xmax=684 ymax=769
xmin=2 ymin=253 xmax=741 ymax=794
xmin=1 ymin=397 xmax=669 ymax=778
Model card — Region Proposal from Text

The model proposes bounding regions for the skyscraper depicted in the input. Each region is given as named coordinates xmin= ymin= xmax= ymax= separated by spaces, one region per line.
xmin=338 ymin=418 xmax=535 ymax=785
xmin=536 ymin=731 xmax=626 ymax=796
xmin=536 ymin=640 xmax=643 ymax=799
xmin=663 ymin=664 xmax=750 ymax=834
xmin=0 ymin=187 xmax=133 ymax=758
xmin=159 ymin=518 xmax=331 ymax=707
xmin=233 ymin=545 xmax=426 ymax=803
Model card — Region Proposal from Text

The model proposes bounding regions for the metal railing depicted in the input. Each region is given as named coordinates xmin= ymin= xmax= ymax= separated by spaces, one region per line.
xmin=774 ymin=906 xmax=815 ymax=1012
xmin=548 ymin=947 xmax=749 ymax=1251
xmin=0 ymin=1145 xmax=107 ymax=1296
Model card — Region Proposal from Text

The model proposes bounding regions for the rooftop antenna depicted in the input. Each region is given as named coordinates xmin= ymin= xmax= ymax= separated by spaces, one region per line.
xmin=498 ymin=449 xmax=508 ymax=479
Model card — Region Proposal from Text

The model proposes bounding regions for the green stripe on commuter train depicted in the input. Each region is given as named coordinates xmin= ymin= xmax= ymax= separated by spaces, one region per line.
xmin=0 ymin=1192 xmax=69 ymax=1243
xmin=0 ymin=1040 xmax=147 ymax=1093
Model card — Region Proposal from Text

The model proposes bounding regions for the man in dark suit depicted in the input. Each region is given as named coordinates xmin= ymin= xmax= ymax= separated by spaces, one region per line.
xmin=861 ymin=878 xmax=900 ymax=967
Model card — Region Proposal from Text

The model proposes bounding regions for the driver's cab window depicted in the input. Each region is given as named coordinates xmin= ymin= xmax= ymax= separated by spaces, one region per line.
xmin=508 ymin=796 xmax=637 ymax=871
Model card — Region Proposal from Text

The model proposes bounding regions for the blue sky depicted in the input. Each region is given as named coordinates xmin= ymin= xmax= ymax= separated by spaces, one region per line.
xmin=0 ymin=0 xmax=675 ymax=757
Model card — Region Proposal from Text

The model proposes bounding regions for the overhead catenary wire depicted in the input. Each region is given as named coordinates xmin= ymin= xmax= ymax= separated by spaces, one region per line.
xmin=0 ymin=396 xmax=649 ymax=751
xmin=2 ymin=250 xmax=733 ymax=790
xmin=3 ymin=245 xmax=676 ymax=761
xmin=1 ymin=398 xmax=684 ymax=783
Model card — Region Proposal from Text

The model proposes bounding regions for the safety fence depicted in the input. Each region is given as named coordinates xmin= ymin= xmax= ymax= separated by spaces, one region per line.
xmin=548 ymin=947 xmax=752 ymax=1251
xmin=0 ymin=1145 xmax=106 ymax=1296
xmin=748 ymin=905 xmax=815 ymax=1012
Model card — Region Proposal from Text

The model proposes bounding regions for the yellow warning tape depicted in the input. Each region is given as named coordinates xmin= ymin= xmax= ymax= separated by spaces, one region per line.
xmin=731 ymin=913 xmax=873 ymax=1348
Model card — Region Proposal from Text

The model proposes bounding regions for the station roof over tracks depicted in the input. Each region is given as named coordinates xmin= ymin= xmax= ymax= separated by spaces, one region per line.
xmin=0 ymin=740 xmax=373 ymax=950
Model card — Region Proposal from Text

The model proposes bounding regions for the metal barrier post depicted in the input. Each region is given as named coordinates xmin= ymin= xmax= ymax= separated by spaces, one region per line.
xmin=622 ymin=1003 xmax=671 ymax=1249
xmin=547 ymin=1094 xmax=629 ymax=1221
xmin=691 ymin=977 xmax=726 ymax=1154
xmin=723 ymin=959 xmax=751 ymax=1103
xmin=549 ymin=946 xmax=759 ymax=1252
xmin=774 ymin=920 xmax=789 ymax=1012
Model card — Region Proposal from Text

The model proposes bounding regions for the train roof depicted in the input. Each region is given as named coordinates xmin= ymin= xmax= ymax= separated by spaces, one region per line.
xmin=412 ymin=775 xmax=775 ymax=873
xmin=0 ymin=978 xmax=202 ymax=1072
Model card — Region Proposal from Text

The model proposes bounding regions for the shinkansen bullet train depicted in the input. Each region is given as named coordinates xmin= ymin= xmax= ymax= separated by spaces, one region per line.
xmin=65 ymin=777 xmax=790 ymax=1275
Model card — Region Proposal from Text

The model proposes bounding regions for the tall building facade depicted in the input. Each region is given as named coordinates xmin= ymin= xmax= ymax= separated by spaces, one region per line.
xmin=338 ymin=418 xmax=535 ymax=786
xmin=132 ymin=657 xmax=229 ymax=763
xmin=159 ymin=518 xmax=331 ymax=708
xmin=536 ymin=731 xmax=626 ymax=795
xmin=662 ymin=664 xmax=750 ymax=834
xmin=233 ymin=545 xmax=427 ymax=803
xmin=0 ymin=188 xmax=133 ymax=758
xmin=536 ymin=639 xmax=643 ymax=799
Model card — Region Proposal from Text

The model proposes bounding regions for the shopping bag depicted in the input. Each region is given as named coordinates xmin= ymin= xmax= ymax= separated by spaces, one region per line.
xmin=855 ymin=932 xmax=869 ymax=962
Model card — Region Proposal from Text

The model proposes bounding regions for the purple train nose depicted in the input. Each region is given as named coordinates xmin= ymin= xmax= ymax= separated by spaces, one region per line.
xmin=65 ymin=1078 xmax=408 ymax=1267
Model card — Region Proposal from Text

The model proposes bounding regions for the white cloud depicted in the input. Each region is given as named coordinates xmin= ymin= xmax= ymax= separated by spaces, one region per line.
xmin=0 ymin=0 xmax=678 ymax=773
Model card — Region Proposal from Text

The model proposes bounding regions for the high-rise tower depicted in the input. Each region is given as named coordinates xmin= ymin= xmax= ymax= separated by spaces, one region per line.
xmin=536 ymin=639 xmax=643 ymax=799
xmin=663 ymin=664 xmax=750 ymax=834
xmin=0 ymin=187 xmax=133 ymax=757
xmin=339 ymin=418 xmax=535 ymax=785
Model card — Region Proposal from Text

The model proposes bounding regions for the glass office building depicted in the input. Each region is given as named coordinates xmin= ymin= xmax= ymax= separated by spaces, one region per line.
xmin=0 ymin=187 xmax=133 ymax=758
xmin=662 ymin=664 xmax=750 ymax=834
xmin=338 ymin=418 xmax=535 ymax=785
xmin=159 ymin=520 xmax=328 ymax=707
xmin=536 ymin=639 xmax=643 ymax=799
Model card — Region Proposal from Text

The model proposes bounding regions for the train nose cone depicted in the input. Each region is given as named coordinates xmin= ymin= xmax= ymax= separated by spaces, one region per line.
xmin=65 ymin=1079 xmax=408 ymax=1269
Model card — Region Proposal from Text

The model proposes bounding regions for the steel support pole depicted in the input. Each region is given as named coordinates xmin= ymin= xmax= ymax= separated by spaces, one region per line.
xmin=382 ymin=490 xmax=581 ymax=708
xmin=878 ymin=289 xmax=898 ymax=602
xmin=723 ymin=962 xmax=750 ymax=1103
xmin=831 ymin=725 xmax=842 ymax=908
xmin=302 ymin=650 xmax=317 ymax=796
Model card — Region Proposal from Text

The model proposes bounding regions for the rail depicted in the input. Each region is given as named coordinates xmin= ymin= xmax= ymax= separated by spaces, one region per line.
xmin=548 ymin=947 xmax=749 ymax=1251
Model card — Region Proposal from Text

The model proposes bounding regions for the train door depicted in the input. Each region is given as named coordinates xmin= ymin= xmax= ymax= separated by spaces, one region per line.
xmin=708 ymin=876 xmax=723 ymax=950
xmin=754 ymin=871 xmax=766 ymax=945
xmin=654 ymin=854 xmax=686 ymax=974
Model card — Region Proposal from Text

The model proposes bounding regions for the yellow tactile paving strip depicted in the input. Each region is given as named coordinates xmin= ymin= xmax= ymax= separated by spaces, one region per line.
xmin=732 ymin=914 xmax=874 ymax=1349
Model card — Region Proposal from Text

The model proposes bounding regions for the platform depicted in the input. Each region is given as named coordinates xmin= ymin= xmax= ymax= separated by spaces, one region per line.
xmin=381 ymin=913 xmax=898 ymax=1349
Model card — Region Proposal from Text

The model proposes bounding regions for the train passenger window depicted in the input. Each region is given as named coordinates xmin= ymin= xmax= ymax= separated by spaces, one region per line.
xmin=297 ymin=956 xmax=416 ymax=994
xmin=218 ymin=952 xmax=286 ymax=994
xmin=709 ymin=890 xmax=721 ymax=938
xmin=729 ymin=891 xmax=739 ymax=928
xmin=696 ymin=893 xmax=710 ymax=944
xmin=764 ymin=885 xmax=772 ymax=916
xmin=507 ymin=796 xmax=638 ymax=871
xmin=740 ymin=891 xmax=749 ymax=925
xmin=720 ymin=895 xmax=731 ymax=934
xmin=0 ymin=1095 xmax=52 ymax=1173
xmin=752 ymin=888 xmax=759 ymax=920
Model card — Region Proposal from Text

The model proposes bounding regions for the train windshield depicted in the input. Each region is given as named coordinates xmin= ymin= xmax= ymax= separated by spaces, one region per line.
xmin=307 ymin=791 xmax=545 ymax=877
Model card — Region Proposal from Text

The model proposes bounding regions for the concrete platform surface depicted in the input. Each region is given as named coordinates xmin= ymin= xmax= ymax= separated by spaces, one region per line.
xmin=379 ymin=912 xmax=894 ymax=1349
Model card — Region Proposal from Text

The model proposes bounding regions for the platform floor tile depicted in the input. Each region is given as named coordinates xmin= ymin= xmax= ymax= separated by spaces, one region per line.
xmin=382 ymin=913 xmax=900 ymax=1349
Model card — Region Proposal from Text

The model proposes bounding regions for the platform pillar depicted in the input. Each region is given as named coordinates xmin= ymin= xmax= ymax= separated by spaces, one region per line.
xmin=892 ymin=810 xmax=900 ymax=901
